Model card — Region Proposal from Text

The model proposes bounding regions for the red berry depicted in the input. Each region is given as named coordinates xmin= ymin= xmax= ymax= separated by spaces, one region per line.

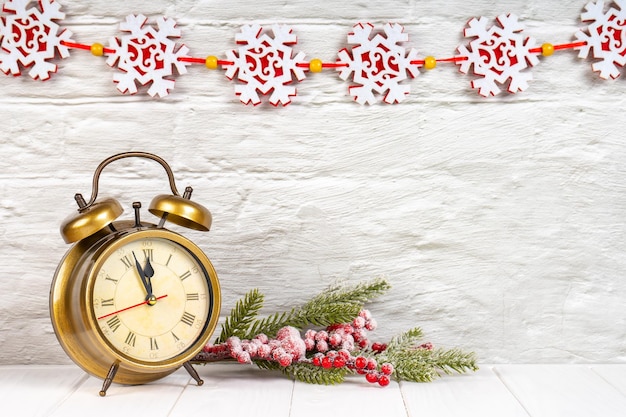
xmin=378 ymin=375 xmax=390 ymax=387
xmin=355 ymin=356 xmax=367 ymax=369
xmin=333 ymin=357 xmax=346 ymax=368
xmin=312 ymin=356 xmax=322 ymax=366
xmin=337 ymin=349 xmax=351 ymax=361
xmin=365 ymin=372 xmax=379 ymax=383
xmin=380 ymin=363 xmax=394 ymax=375
xmin=279 ymin=355 xmax=292 ymax=367
xmin=321 ymin=356 xmax=333 ymax=369
xmin=366 ymin=358 xmax=377 ymax=370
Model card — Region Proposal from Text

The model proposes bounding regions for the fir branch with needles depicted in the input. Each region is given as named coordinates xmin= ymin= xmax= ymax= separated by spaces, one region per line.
xmin=377 ymin=327 xmax=479 ymax=382
xmin=243 ymin=277 xmax=391 ymax=339
xmin=196 ymin=277 xmax=478 ymax=387
xmin=215 ymin=288 xmax=264 ymax=344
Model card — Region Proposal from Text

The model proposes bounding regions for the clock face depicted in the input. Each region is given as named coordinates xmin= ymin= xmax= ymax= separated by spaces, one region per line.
xmin=90 ymin=235 xmax=213 ymax=363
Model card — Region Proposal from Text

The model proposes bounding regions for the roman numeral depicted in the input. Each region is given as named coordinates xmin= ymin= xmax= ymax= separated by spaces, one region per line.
xmin=171 ymin=332 xmax=180 ymax=342
xmin=105 ymin=275 xmax=118 ymax=284
xmin=142 ymin=249 xmax=154 ymax=261
xmin=106 ymin=316 xmax=121 ymax=332
xmin=181 ymin=311 xmax=195 ymax=326
xmin=150 ymin=337 xmax=159 ymax=350
xmin=165 ymin=254 xmax=173 ymax=266
xmin=186 ymin=293 xmax=199 ymax=301
xmin=179 ymin=270 xmax=191 ymax=281
xmin=101 ymin=298 xmax=114 ymax=307
xmin=124 ymin=331 xmax=137 ymax=347
xmin=120 ymin=256 xmax=133 ymax=269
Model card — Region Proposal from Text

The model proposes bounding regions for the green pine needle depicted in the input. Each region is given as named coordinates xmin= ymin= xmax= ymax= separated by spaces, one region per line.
xmin=385 ymin=327 xmax=424 ymax=353
xmin=215 ymin=288 xmax=264 ymax=343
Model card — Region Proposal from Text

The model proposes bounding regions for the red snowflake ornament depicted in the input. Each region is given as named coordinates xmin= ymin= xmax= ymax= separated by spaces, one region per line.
xmin=224 ymin=24 xmax=307 ymax=106
xmin=336 ymin=23 xmax=419 ymax=105
xmin=456 ymin=14 xmax=539 ymax=97
xmin=0 ymin=0 xmax=73 ymax=80
xmin=106 ymin=14 xmax=191 ymax=97
xmin=575 ymin=0 xmax=626 ymax=79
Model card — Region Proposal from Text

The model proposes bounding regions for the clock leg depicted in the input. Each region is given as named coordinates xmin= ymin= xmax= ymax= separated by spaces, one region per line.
xmin=183 ymin=361 xmax=204 ymax=386
xmin=99 ymin=362 xmax=120 ymax=396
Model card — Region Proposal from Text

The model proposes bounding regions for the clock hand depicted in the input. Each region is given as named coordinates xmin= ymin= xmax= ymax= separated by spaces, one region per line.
xmin=96 ymin=294 xmax=168 ymax=320
xmin=144 ymin=256 xmax=155 ymax=288
xmin=132 ymin=251 xmax=153 ymax=298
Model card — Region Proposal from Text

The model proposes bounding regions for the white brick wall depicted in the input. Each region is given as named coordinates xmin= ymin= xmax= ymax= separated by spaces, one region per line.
xmin=1 ymin=0 xmax=624 ymax=365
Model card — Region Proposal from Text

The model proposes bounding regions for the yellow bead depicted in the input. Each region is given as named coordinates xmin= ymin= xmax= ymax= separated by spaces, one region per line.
xmin=205 ymin=55 xmax=219 ymax=70
xmin=424 ymin=56 xmax=437 ymax=70
xmin=90 ymin=43 xmax=104 ymax=57
xmin=541 ymin=43 xmax=555 ymax=57
xmin=309 ymin=58 xmax=323 ymax=73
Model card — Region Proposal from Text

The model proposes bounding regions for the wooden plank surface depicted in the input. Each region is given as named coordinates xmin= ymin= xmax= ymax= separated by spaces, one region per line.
xmin=2 ymin=365 xmax=626 ymax=416
xmin=401 ymin=367 xmax=529 ymax=417
xmin=169 ymin=363 xmax=294 ymax=417
xmin=48 ymin=371 xmax=192 ymax=417
xmin=494 ymin=365 xmax=626 ymax=417
xmin=290 ymin=376 xmax=407 ymax=417
xmin=591 ymin=364 xmax=626 ymax=396
xmin=0 ymin=366 xmax=86 ymax=417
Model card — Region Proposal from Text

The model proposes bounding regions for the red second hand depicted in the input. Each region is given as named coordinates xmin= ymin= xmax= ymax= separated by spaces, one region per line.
xmin=97 ymin=295 xmax=168 ymax=320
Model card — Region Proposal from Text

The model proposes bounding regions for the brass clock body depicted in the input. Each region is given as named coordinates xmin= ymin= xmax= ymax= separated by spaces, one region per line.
xmin=50 ymin=152 xmax=220 ymax=395
xmin=50 ymin=220 xmax=221 ymax=386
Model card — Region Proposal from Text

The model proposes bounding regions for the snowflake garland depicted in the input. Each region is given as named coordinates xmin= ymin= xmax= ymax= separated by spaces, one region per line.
xmin=1 ymin=1 xmax=626 ymax=104
xmin=456 ymin=14 xmax=539 ymax=97
xmin=224 ymin=24 xmax=307 ymax=106
xmin=575 ymin=0 xmax=626 ymax=79
xmin=106 ymin=14 xmax=190 ymax=98
xmin=0 ymin=0 xmax=73 ymax=80
xmin=337 ymin=23 xmax=419 ymax=105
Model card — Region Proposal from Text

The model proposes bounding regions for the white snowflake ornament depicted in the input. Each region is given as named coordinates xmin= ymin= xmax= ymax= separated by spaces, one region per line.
xmin=106 ymin=14 xmax=191 ymax=97
xmin=456 ymin=14 xmax=539 ymax=97
xmin=224 ymin=24 xmax=307 ymax=106
xmin=336 ymin=23 xmax=419 ymax=105
xmin=0 ymin=0 xmax=73 ymax=80
xmin=575 ymin=0 xmax=626 ymax=79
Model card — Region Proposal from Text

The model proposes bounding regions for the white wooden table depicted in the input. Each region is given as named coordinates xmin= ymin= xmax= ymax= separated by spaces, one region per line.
xmin=1 ymin=364 xmax=625 ymax=417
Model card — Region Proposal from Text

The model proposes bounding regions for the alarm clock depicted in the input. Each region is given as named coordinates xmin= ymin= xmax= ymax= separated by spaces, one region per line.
xmin=49 ymin=152 xmax=221 ymax=396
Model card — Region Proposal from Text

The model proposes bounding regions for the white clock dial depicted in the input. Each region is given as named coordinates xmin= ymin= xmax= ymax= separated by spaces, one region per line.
xmin=91 ymin=236 xmax=212 ymax=362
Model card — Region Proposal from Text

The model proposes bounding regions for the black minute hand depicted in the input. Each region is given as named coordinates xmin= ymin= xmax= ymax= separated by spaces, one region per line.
xmin=132 ymin=251 xmax=153 ymax=297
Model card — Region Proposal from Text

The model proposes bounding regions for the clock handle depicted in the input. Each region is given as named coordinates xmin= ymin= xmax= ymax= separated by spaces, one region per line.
xmin=76 ymin=151 xmax=182 ymax=211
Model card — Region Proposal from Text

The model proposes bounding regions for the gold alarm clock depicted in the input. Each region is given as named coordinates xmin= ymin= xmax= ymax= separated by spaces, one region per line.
xmin=50 ymin=152 xmax=221 ymax=396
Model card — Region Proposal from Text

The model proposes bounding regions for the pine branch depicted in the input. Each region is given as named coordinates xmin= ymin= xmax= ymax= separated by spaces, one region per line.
xmin=284 ymin=362 xmax=349 ymax=385
xmin=243 ymin=277 xmax=391 ymax=339
xmin=215 ymin=288 xmax=264 ymax=343
xmin=304 ymin=277 xmax=391 ymax=309
xmin=384 ymin=347 xmax=478 ymax=383
xmin=255 ymin=360 xmax=348 ymax=385
xmin=385 ymin=327 xmax=424 ymax=353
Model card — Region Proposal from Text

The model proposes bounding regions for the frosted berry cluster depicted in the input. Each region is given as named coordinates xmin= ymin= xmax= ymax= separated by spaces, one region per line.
xmin=199 ymin=310 xmax=399 ymax=386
